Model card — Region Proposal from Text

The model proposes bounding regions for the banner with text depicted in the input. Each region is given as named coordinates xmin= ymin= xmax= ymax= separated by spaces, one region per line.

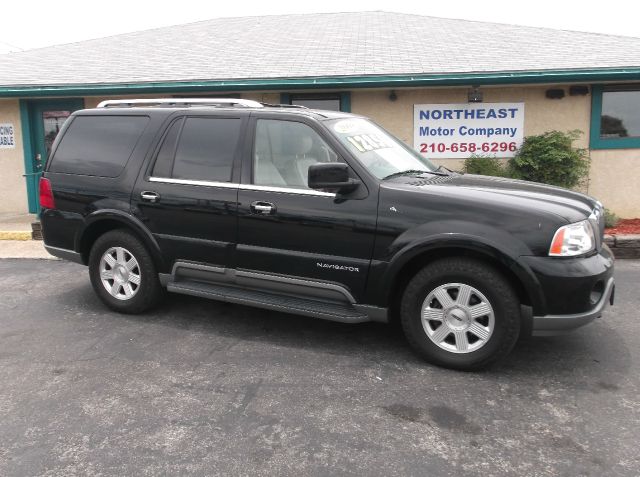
xmin=0 ymin=123 xmax=15 ymax=149
xmin=413 ymin=102 xmax=525 ymax=159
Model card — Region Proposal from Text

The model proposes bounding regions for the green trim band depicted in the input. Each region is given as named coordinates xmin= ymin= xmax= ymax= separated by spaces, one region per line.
xmin=18 ymin=100 xmax=36 ymax=213
xmin=340 ymin=92 xmax=351 ymax=113
xmin=1 ymin=67 xmax=640 ymax=98
xmin=590 ymin=84 xmax=640 ymax=150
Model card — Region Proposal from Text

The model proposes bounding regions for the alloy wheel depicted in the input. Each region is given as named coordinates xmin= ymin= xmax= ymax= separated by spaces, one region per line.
xmin=99 ymin=246 xmax=141 ymax=300
xmin=421 ymin=282 xmax=495 ymax=353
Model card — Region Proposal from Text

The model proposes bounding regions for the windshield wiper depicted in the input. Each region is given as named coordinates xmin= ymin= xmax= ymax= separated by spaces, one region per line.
xmin=435 ymin=164 xmax=460 ymax=175
xmin=382 ymin=169 xmax=448 ymax=180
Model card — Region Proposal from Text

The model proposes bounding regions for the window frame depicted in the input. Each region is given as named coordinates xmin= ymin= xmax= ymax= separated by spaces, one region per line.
xmin=147 ymin=113 xmax=248 ymax=184
xmin=150 ymin=117 xmax=184 ymax=178
xmin=590 ymin=84 xmax=640 ymax=150
xmin=280 ymin=92 xmax=351 ymax=112
xmin=249 ymin=116 xmax=344 ymax=190
xmin=48 ymin=113 xmax=150 ymax=178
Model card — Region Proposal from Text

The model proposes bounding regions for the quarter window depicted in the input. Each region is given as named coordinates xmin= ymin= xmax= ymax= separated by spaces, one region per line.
xmin=50 ymin=115 xmax=149 ymax=177
xmin=171 ymin=117 xmax=241 ymax=182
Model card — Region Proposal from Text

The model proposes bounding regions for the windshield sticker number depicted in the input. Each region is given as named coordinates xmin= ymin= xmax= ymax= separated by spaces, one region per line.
xmin=333 ymin=120 xmax=358 ymax=134
xmin=346 ymin=134 xmax=393 ymax=153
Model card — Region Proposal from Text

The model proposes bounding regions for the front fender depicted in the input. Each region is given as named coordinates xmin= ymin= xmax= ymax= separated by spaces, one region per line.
xmin=368 ymin=221 xmax=546 ymax=314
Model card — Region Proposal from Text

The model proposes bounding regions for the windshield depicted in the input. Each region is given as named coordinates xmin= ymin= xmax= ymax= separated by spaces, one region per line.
xmin=325 ymin=118 xmax=437 ymax=179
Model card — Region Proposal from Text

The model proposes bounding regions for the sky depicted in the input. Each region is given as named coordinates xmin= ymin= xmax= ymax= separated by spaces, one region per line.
xmin=1 ymin=0 xmax=638 ymax=54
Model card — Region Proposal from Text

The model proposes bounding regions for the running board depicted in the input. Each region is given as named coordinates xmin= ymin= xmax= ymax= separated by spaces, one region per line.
xmin=167 ymin=280 xmax=372 ymax=324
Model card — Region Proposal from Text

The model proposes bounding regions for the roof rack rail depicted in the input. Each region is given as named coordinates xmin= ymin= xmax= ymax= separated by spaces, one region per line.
xmin=260 ymin=102 xmax=309 ymax=109
xmin=96 ymin=98 xmax=264 ymax=108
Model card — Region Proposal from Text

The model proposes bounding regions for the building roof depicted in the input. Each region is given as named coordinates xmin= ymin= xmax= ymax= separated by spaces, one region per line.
xmin=1 ymin=11 xmax=640 ymax=93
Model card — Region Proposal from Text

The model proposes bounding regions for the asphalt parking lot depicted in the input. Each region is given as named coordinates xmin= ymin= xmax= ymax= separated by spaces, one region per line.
xmin=0 ymin=259 xmax=639 ymax=476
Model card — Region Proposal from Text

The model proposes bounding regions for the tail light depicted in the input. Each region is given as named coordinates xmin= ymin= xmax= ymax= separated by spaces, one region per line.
xmin=39 ymin=177 xmax=56 ymax=209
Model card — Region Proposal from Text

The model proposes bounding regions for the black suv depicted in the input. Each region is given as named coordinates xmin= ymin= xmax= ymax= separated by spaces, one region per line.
xmin=40 ymin=98 xmax=615 ymax=370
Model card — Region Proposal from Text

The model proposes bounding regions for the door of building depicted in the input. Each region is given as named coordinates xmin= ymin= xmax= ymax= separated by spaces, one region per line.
xmin=22 ymin=98 xmax=84 ymax=213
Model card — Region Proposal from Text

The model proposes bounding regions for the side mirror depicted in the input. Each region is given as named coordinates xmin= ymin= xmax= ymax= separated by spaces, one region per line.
xmin=308 ymin=163 xmax=360 ymax=193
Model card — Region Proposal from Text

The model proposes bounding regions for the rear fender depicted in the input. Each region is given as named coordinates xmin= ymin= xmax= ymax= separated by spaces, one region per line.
xmin=76 ymin=209 xmax=166 ymax=271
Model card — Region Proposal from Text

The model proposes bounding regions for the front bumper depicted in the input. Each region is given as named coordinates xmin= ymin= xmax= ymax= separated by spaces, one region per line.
xmin=532 ymin=276 xmax=615 ymax=336
xmin=520 ymin=244 xmax=614 ymax=336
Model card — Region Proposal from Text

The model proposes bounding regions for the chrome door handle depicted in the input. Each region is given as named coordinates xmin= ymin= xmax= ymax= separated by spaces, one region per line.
xmin=140 ymin=191 xmax=160 ymax=203
xmin=250 ymin=201 xmax=275 ymax=215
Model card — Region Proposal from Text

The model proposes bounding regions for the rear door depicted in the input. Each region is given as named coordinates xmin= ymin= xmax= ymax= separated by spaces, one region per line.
xmin=132 ymin=112 xmax=247 ymax=268
xmin=235 ymin=115 xmax=378 ymax=301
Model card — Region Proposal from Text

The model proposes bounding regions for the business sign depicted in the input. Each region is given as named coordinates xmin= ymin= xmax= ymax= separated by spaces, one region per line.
xmin=413 ymin=102 xmax=525 ymax=159
xmin=0 ymin=123 xmax=15 ymax=149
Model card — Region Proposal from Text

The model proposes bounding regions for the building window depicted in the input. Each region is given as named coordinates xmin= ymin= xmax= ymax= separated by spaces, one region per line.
xmin=591 ymin=85 xmax=640 ymax=149
xmin=280 ymin=92 xmax=351 ymax=112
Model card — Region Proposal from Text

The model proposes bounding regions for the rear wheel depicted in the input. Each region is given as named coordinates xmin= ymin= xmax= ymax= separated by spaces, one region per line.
xmin=89 ymin=230 xmax=163 ymax=313
xmin=400 ymin=258 xmax=520 ymax=370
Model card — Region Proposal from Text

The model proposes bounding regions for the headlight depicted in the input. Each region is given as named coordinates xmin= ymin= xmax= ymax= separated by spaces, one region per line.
xmin=549 ymin=220 xmax=595 ymax=257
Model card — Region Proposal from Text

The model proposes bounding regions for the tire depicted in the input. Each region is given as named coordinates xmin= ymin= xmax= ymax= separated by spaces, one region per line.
xmin=88 ymin=229 xmax=163 ymax=314
xmin=400 ymin=258 xmax=520 ymax=370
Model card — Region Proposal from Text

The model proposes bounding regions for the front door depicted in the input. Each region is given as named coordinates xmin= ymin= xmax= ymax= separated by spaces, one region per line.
xmin=23 ymin=98 xmax=84 ymax=213
xmin=236 ymin=117 xmax=378 ymax=301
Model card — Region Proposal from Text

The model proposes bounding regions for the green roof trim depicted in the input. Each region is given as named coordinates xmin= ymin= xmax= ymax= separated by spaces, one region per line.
xmin=1 ymin=68 xmax=640 ymax=97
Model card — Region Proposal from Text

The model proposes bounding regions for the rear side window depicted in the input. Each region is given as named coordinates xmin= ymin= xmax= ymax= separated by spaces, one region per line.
xmin=171 ymin=117 xmax=241 ymax=182
xmin=49 ymin=115 xmax=149 ymax=177
xmin=152 ymin=119 xmax=182 ymax=178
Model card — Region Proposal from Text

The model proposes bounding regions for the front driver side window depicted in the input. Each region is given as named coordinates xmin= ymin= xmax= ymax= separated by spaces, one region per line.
xmin=253 ymin=119 xmax=340 ymax=189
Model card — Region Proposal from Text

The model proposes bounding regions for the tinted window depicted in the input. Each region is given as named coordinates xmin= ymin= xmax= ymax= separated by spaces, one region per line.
xmin=172 ymin=117 xmax=241 ymax=182
xmin=50 ymin=115 xmax=149 ymax=177
xmin=152 ymin=119 xmax=182 ymax=177
xmin=254 ymin=119 xmax=340 ymax=188
xmin=601 ymin=89 xmax=640 ymax=138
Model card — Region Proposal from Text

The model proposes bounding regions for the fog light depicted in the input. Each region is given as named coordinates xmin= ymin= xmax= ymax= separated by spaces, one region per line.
xmin=590 ymin=280 xmax=604 ymax=305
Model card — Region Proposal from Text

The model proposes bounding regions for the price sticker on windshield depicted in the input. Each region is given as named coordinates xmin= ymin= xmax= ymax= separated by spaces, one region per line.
xmin=346 ymin=134 xmax=393 ymax=153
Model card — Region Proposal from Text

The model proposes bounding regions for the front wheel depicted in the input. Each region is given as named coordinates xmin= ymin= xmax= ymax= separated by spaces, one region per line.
xmin=88 ymin=230 xmax=163 ymax=314
xmin=400 ymin=258 xmax=521 ymax=370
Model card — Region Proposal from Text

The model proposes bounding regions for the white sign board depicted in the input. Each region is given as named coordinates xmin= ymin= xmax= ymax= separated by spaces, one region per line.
xmin=0 ymin=123 xmax=16 ymax=149
xmin=413 ymin=103 xmax=525 ymax=159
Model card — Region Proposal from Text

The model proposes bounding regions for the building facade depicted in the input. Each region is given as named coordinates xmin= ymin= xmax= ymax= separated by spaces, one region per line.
xmin=1 ymin=12 xmax=639 ymax=217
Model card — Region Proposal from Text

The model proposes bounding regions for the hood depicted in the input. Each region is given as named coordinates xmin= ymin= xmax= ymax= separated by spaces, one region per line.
xmin=383 ymin=173 xmax=597 ymax=223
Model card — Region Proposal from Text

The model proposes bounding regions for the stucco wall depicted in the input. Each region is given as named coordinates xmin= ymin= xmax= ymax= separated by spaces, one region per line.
xmin=352 ymin=86 xmax=639 ymax=217
xmin=3 ymin=88 xmax=639 ymax=217
xmin=589 ymin=150 xmax=640 ymax=218
xmin=0 ymin=100 xmax=28 ymax=214
xmin=351 ymin=85 xmax=591 ymax=164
